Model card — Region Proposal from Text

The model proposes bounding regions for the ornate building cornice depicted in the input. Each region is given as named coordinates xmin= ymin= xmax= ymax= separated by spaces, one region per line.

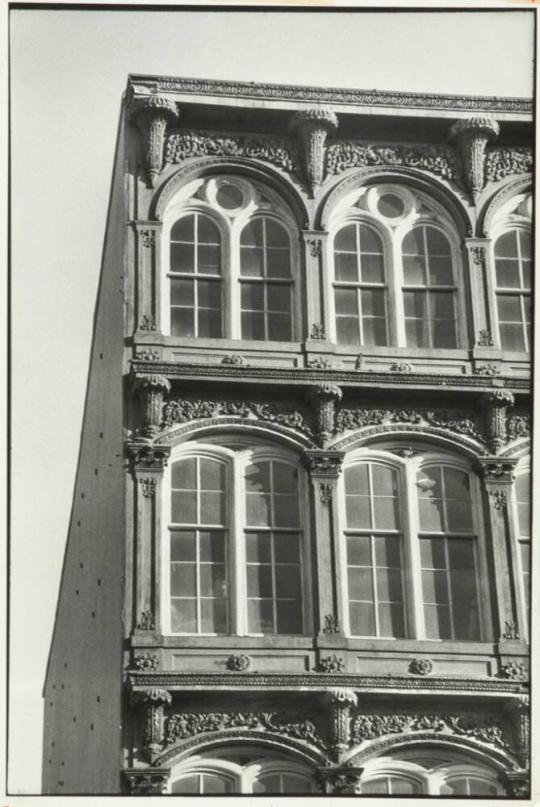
xmin=129 ymin=76 xmax=532 ymax=114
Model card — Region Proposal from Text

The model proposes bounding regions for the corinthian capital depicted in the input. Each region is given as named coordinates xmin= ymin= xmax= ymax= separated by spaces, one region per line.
xmin=289 ymin=108 xmax=338 ymax=196
xmin=129 ymin=95 xmax=179 ymax=188
xmin=449 ymin=116 xmax=500 ymax=203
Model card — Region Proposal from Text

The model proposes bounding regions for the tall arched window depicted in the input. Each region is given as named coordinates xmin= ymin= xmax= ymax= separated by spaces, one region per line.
xmin=402 ymin=226 xmax=457 ymax=348
xmin=340 ymin=450 xmax=487 ymax=641
xmin=164 ymin=444 xmax=308 ymax=636
xmin=172 ymin=772 xmax=233 ymax=794
xmin=169 ymin=456 xmax=229 ymax=634
xmin=240 ymin=217 xmax=293 ymax=341
xmin=361 ymin=775 xmax=422 ymax=795
xmin=494 ymin=229 xmax=531 ymax=351
xmin=169 ymin=213 xmax=222 ymax=337
xmin=417 ymin=464 xmax=480 ymax=640
xmin=245 ymin=459 xmax=303 ymax=634
xmin=333 ymin=222 xmax=387 ymax=346
xmin=344 ymin=462 xmax=405 ymax=637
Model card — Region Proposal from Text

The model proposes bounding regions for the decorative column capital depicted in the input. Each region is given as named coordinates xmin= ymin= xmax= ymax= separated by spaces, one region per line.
xmin=127 ymin=441 xmax=171 ymax=473
xmin=476 ymin=456 xmax=518 ymax=484
xmin=123 ymin=768 xmax=171 ymax=795
xmin=330 ymin=688 xmax=357 ymax=708
xmin=134 ymin=373 xmax=171 ymax=394
xmin=501 ymin=769 xmax=529 ymax=798
xmin=133 ymin=688 xmax=172 ymax=706
xmin=129 ymin=95 xmax=179 ymax=188
xmin=133 ymin=374 xmax=171 ymax=438
xmin=303 ymin=449 xmax=344 ymax=478
xmin=449 ymin=116 xmax=500 ymax=202
xmin=318 ymin=766 xmax=364 ymax=795
xmin=289 ymin=108 xmax=338 ymax=197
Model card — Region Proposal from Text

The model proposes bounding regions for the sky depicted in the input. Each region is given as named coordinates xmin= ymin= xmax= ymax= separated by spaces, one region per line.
xmin=9 ymin=5 xmax=534 ymax=796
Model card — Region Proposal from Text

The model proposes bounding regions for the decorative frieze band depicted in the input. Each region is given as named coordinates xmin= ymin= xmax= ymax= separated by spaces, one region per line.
xmin=165 ymin=130 xmax=298 ymax=172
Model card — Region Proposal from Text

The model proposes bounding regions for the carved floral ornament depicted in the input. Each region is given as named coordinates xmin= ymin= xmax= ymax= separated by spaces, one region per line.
xmin=449 ymin=117 xmax=500 ymax=202
xmin=129 ymin=96 xmax=179 ymax=188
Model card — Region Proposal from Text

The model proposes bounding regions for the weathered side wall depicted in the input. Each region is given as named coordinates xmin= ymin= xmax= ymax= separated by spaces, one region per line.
xmin=42 ymin=110 xmax=127 ymax=794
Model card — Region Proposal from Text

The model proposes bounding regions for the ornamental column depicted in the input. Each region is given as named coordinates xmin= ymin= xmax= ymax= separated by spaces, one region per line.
xmin=476 ymin=455 xmax=519 ymax=642
xmin=129 ymin=96 xmax=179 ymax=188
xmin=289 ymin=109 xmax=338 ymax=197
xmin=133 ymin=688 xmax=172 ymax=761
xmin=303 ymin=449 xmax=345 ymax=638
xmin=307 ymin=383 xmax=343 ymax=447
xmin=506 ymin=696 xmax=530 ymax=770
xmin=480 ymin=390 xmax=514 ymax=454
xmin=127 ymin=441 xmax=171 ymax=634
xmin=328 ymin=689 xmax=357 ymax=762
xmin=134 ymin=374 xmax=171 ymax=439
xmin=449 ymin=117 xmax=499 ymax=203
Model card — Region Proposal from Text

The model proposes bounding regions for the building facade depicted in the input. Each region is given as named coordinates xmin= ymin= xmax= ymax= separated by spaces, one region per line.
xmin=42 ymin=75 xmax=532 ymax=796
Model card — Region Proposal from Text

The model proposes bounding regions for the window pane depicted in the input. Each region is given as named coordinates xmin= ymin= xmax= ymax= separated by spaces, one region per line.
xmin=403 ymin=227 xmax=425 ymax=256
xmin=375 ymin=535 xmax=401 ymax=567
xmin=248 ymin=599 xmax=274 ymax=633
xmin=361 ymin=253 xmax=384 ymax=284
xmin=170 ymin=277 xmax=195 ymax=307
xmin=349 ymin=600 xmax=376 ymax=635
xmin=336 ymin=317 xmax=360 ymax=345
xmin=273 ymin=494 xmax=299 ymax=527
xmin=495 ymin=230 xmax=519 ymax=259
xmin=373 ymin=496 xmax=399 ymax=530
xmin=429 ymin=255 xmax=453 ymax=285
xmin=500 ymin=322 xmax=526 ymax=352
xmin=359 ymin=224 xmax=383 ymax=254
xmin=346 ymin=495 xmax=371 ymax=528
xmin=171 ymin=490 xmax=197 ymax=524
xmin=246 ymin=532 xmax=271 ymax=563
xmin=391 ymin=778 xmax=421 ymax=795
xmin=171 ymin=307 xmax=195 ymax=338
xmin=519 ymin=230 xmax=531 ymax=258
xmin=247 ymin=565 xmax=273 ymax=598
xmin=197 ymin=279 xmax=221 ymax=308
xmin=246 ymin=492 xmax=271 ymax=526
xmin=362 ymin=317 xmax=387 ymax=346
xmin=171 ymin=531 xmax=196 ymax=561
xmin=403 ymin=255 xmax=425 ymax=285
xmin=171 ymin=598 xmax=197 ymax=633
xmin=172 ymin=458 xmax=197 ymax=489
xmin=171 ymin=563 xmax=196 ymax=596
xmin=426 ymin=227 xmax=451 ymax=256
xmin=379 ymin=603 xmax=406 ymax=638
xmin=348 ymin=566 xmax=374 ymax=600
xmin=241 ymin=282 xmax=264 ymax=311
xmin=267 ymin=284 xmax=291 ymax=311
xmin=496 ymin=258 xmax=521 ymax=288
xmin=345 ymin=464 xmax=369 ymax=494
xmin=265 ymin=218 xmax=289 ymax=248
xmin=172 ymin=775 xmax=200 ymax=794
xmin=276 ymin=600 xmax=303 ymax=634
xmin=216 ymin=182 xmax=243 ymax=210
xmin=197 ymin=244 xmax=220 ymax=275
xmin=420 ymin=536 xmax=446 ymax=569
xmin=241 ymin=219 xmax=263 ymax=247
xmin=362 ymin=779 xmax=389 ymax=795
xmin=498 ymin=294 xmax=522 ymax=322
xmin=170 ymin=243 xmax=194 ymax=273
xmin=199 ymin=531 xmax=226 ymax=562
xmin=201 ymin=773 xmax=232 ymax=794
xmin=200 ymin=564 xmax=227 ymax=597
xmin=424 ymin=603 xmax=451 ymax=639
xmin=376 ymin=567 xmax=403 ymax=602
xmin=431 ymin=291 xmax=454 ymax=318
xmin=361 ymin=288 xmax=385 ymax=316
xmin=347 ymin=535 xmax=371 ymax=566
xmin=335 ymin=252 xmax=358 ymax=282
xmin=273 ymin=463 xmax=297 ymax=493
xmin=404 ymin=290 xmax=426 ymax=317
xmin=171 ymin=216 xmax=194 ymax=243
xmin=275 ymin=565 xmax=302 ymax=598
xmin=267 ymin=248 xmax=291 ymax=278
xmin=241 ymin=247 xmax=265 ymax=277
xmin=335 ymin=287 xmax=358 ymax=315
xmin=197 ymin=309 xmax=221 ymax=338
xmin=200 ymin=492 xmax=225 ymax=525
xmin=335 ymin=224 xmax=356 ymax=252
xmin=274 ymin=533 xmax=300 ymax=563
xmin=418 ymin=496 xmax=444 ymax=532
xmin=378 ymin=193 xmax=404 ymax=218
xmin=268 ymin=312 xmax=292 ymax=341
xmin=242 ymin=311 xmax=265 ymax=340
xmin=422 ymin=569 xmax=449 ymax=603
xmin=197 ymin=216 xmax=220 ymax=245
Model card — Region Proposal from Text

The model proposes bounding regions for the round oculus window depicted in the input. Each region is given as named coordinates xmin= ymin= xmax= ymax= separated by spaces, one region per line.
xmin=216 ymin=182 xmax=244 ymax=210
xmin=378 ymin=192 xmax=405 ymax=218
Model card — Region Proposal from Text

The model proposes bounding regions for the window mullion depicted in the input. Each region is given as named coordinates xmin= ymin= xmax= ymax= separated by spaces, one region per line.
xmin=234 ymin=454 xmax=247 ymax=635
xmin=406 ymin=460 xmax=425 ymax=639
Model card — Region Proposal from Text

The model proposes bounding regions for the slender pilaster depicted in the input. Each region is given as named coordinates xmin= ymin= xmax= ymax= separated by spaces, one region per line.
xmin=328 ymin=689 xmax=357 ymax=762
xmin=464 ymin=238 xmax=493 ymax=348
xmin=133 ymin=688 xmax=172 ymax=762
xmin=480 ymin=391 xmax=515 ymax=454
xmin=134 ymin=221 xmax=163 ymax=334
xmin=307 ymin=384 xmax=343 ymax=447
xmin=477 ymin=456 xmax=518 ymax=641
xmin=134 ymin=374 xmax=171 ymax=439
xmin=304 ymin=450 xmax=344 ymax=636
xmin=302 ymin=230 xmax=329 ymax=342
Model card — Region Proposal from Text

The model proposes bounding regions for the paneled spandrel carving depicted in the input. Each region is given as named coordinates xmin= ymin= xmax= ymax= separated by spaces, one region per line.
xmin=335 ymin=406 xmax=485 ymax=443
xmin=161 ymin=397 xmax=314 ymax=438
xmin=485 ymin=147 xmax=533 ymax=182
xmin=326 ymin=142 xmax=458 ymax=179
xmin=165 ymin=130 xmax=300 ymax=173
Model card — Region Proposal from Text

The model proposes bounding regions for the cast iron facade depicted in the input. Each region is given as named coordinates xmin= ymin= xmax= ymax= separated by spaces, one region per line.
xmin=43 ymin=75 xmax=532 ymax=796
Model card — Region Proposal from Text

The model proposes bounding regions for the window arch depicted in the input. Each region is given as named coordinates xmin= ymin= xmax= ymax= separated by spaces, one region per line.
xmin=339 ymin=447 xmax=488 ymax=640
xmin=327 ymin=183 xmax=465 ymax=350
xmin=163 ymin=441 xmax=309 ymax=636
xmin=163 ymin=175 xmax=300 ymax=342
xmin=493 ymin=228 xmax=531 ymax=352
xmin=169 ymin=747 xmax=316 ymax=793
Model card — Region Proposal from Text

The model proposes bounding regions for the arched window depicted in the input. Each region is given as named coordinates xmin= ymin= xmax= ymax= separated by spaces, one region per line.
xmin=245 ymin=459 xmax=303 ymax=634
xmin=440 ymin=776 xmax=498 ymax=796
xmin=344 ymin=462 xmax=405 ymax=637
xmin=169 ymin=213 xmax=222 ymax=338
xmin=494 ymin=229 xmax=531 ymax=351
xmin=417 ymin=464 xmax=480 ymax=640
xmin=240 ymin=217 xmax=293 ymax=341
xmin=164 ymin=444 xmax=307 ymax=636
xmin=169 ymin=456 xmax=228 ymax=634
xmin=340 ymin=449 xmax=487 ymax=641
xmin=402 ymin=226 xmax=457 ymax=348
xmin=333 ymin=222 xmax=387 ymax=346
xmin=253 ymin=772 xmax=313 ymax=793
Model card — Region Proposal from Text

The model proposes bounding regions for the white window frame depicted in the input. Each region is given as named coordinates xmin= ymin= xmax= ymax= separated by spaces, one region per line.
xmin=360 ymin=757 xmax=502 ymax=796
xmin=337 ymin=446 xmax=491 ymax=641
xmin=489 ymin=224 xmax=532 ymax=353
xmin=169 ymin=754 xmax=314 ymax=794
xmin=162 ymin=440 xmax=311 ymax=637
xmin=161 ymin=176 xmax=302 ymax=343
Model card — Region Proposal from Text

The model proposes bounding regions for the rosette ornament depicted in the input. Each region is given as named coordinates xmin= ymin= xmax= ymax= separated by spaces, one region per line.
xmin=129 ymin=96 xmax=179 ymax=188
xmin=449 ymin=116 xmax=500 ymax=203
xmin=289 ymin=108 xmax=338 ymax=196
